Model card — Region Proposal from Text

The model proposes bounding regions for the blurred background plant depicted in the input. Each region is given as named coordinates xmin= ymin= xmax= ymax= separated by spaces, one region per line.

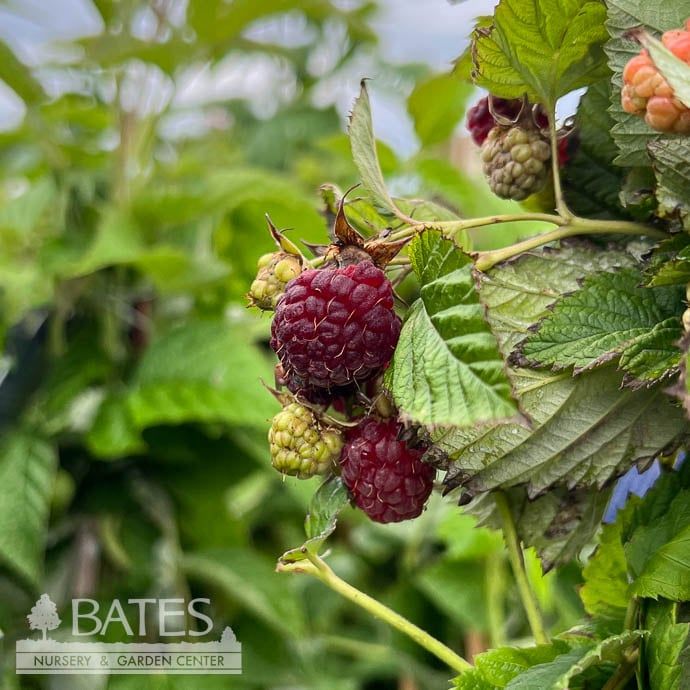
xmin=0 ymin=1 xmax=581 ymax=688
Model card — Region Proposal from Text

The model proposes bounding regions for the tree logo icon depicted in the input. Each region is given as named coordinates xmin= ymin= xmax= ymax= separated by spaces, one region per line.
xmin=27 ymin=594 xmax=61 ymax=641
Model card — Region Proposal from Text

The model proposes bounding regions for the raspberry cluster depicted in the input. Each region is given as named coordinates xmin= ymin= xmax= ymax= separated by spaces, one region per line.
xmin=466 ymin=96 xmax=572 ymax=167
xmin=249 ymin=210 xmax=435 ymax=523
xmin=622 ymin=22 xmax=690 ymax=134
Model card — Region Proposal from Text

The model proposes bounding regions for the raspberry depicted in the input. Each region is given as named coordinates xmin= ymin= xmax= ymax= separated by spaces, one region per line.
xmin=270 ymin=261 xmax=401 ymax=390
xmin=268 ymin=402 xmax=343 ymax=478
xmin=339 ymin=417 xmax=434 ymax=523
xmin=622 ymin=24 xmax=690 ymax=134
xmin=248 ymin=252 xmax=302 ymax=311
xmin=481 ymin=125 xmax=552 ymax=201
xmin=467 ymin=96 xmax=571 ymax=166
xmin=467 ymin=96 xmax=525 ymax=146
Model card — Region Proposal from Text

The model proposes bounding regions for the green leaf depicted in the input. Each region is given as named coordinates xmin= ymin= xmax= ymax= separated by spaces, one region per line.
xmin=505 ymin=631 xmax=645 ymax=689
xmin=416 ymin=559 xmax=490 ymax=631
xmin=648 ymin=137 xmax=690 ymax=211
xmin=605 ymin=0 xmax=688 ymax=167
xmin=348 ymin=81 xmax=401 ymax=216
xmin=517 ymin=267 xmax=684 ymax=373
xmin=126 ymin=319 xmax=278 ymax=430
xmin=475 ymin=644 xmax=568 ymax=686
xmin=641 ymin=31 xmax=690 ymax=108
xmin=436 ymin=245 xmax=686 ymax=497
xmin=280 ymin=476 xmax=349 ymax=563
xmin=0 ymin=432 xmax=57 ymax=590
xmin=472 ymin=0 xmax=609 ymax=106
xmin=644 ymin=235 xmax=690 ymax=286
xmin=386 ymin=232 xmax=518 ymax=428
xmin=435 ymin=510 xmax=503 ymax=561
xmin=67 ymin=207 xmax=144 ymax=278
xmin=86 ymin=391 xmax=147 ymax=460
xmin=183 ymin=548 xmax=306 ymax=638
xmin=304 ymin=476 xmax=349 ymax=541
xmin=619 ymin=317 xmax=683 ymax=387
xmin=624 ymin=463 xmax=690 ymax=600
xmin=407 ymin=72 xmax=473 ymax=146
xmin=580 ymin=521 xmax=628 ymax=620
xmin=645 ymin=600 xmax=690 ymax=690
xmin=453 ymin=669 xmax=496 ymax=690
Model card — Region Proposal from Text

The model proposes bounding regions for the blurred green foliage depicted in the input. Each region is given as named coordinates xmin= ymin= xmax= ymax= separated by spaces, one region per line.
xmin=0 ymin=2 xmax=581 ymax=688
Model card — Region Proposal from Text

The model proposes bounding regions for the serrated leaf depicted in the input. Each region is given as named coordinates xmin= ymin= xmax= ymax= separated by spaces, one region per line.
xmin=517 ymin=267 xmax=683 ymax=373
xmin=453 ymin=669 xmax=496 ymax=690
xmin=645 ymin=600 xmax=690 ymax=690
xmin=624 ymin=463 xmax=690 ymax=600
xmin=505 ymin=631 xmax=645 ymax=690
xmin=407 ymin=72 xmax=472 ymax=146
xmin=619 ymin=317 xmax=682 ymax=387
xmin=126 ymin=319 xmax=278 ymax=431
xmin=475 ymin=644 xmax=569 ymax=687
xmin=280 ymin=476 xmax=349 ymax=563
xmin=348 ymin=81 xmax=401 ymax=217
xmin=580 ymin=521 xmax=628 ymax=620
xmin=436 ymin=245 xmax=685 ymax=497
xmin=386 ymin=232 xmax=517 ymax=428
xmin=472 ymin=0 xmax=609 ymax=106
xmin=648 ymin=138 xmax=690 ymax=211
xmin=605 ymin=0 xmax=689 ymax=167
xmin=0 ymin=432 xmax=57 ymax=590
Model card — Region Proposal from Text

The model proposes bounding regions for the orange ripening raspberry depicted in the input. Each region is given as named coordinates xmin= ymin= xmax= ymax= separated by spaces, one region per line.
xmin=621 ymin=25 xmax=690 ymax=134
xmin=662 ymin=28 xmax=690 ymax=62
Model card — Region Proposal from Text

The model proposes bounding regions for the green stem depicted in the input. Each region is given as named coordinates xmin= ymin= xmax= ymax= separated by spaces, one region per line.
xmin=623 ymin=599 xmax=639 ymax=630
xmin=277 ymin=553 xmax=472 ymax=674
xmin=602 ymin=649 xmax=640 ymax=690
xmin=387 ymin=212 xmax=564 ymax=243
xmin=495 ymin=492 xmax=549 ymax=645
xmin=485 ymin=551 xmax=507 ymax=647
xmin=475 ymin=219 xmax=666 ymax=272
xmin=548 ymin=109 xmax=571 ymax=219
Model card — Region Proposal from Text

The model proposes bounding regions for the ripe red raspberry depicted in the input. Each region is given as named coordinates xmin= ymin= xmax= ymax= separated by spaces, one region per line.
xmin=270 ymin=261 xmax=401 ymax=390
xmin=339 ymin=417 xmax=434 ymax=523
xmin=622 ymin=24 xmax=690 ymax=134
xmin=467 ymin=96 xmax=571 ymax=166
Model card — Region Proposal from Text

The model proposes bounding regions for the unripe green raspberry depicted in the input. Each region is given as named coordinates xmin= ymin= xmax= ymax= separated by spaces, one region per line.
xmin=481 ymin=125 xmax=551 ymax=201
xmin=269 ymin=402 xmax=343 ymax=478
xmin=248 ymin=252 xmax=302 ymax=311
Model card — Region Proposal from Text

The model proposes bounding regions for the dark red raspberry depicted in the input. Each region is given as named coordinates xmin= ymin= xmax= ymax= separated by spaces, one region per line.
xmin=270 ymin=261 xmax=401 ymax=390
xmin=339 ymin=417 xmax=434 ymax=523
xmin=467 ymin=96 xmax=525 ymax=146
xmin=467 ymin=96 xmax=573 ymax=166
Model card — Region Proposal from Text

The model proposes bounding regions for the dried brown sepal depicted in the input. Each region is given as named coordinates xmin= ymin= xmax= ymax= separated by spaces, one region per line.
xmin=331 ymin=193 xmax=412 ymax=267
